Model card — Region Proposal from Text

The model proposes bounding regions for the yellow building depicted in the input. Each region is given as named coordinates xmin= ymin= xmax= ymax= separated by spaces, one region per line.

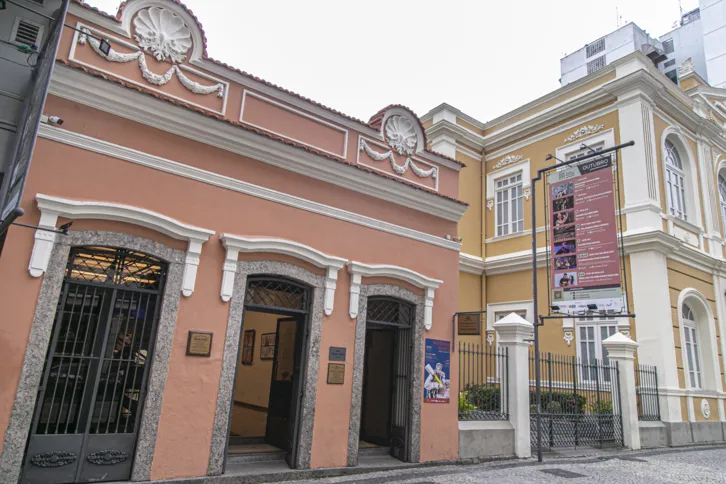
xmin=425 ymin=52 xmax=726 ymax=443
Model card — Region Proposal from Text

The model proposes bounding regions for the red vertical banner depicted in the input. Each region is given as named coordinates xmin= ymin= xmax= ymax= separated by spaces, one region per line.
xmin=548 ymin=154 xmax=624 ymax=315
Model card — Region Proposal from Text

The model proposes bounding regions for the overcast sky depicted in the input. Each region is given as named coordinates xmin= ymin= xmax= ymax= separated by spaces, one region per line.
xmin=85 ymin=0 xmax=698 ymax=124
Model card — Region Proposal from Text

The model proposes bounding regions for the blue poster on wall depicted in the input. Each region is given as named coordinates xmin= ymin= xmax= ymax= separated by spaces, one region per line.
xmin=424 ymin=339 xmax=450 ymax=403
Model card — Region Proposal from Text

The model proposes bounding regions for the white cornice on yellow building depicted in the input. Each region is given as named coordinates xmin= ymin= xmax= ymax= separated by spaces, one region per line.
xmin=425 ymin=52 xmax=726 ymax=158
xmin=460 ymin=228 xmax=726 ymax=278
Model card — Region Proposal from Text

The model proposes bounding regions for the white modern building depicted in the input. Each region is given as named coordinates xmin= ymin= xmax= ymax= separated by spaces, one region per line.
xmin=561 ymin=1 xmax=726 ymax=88
xmin=702 ymin=0 xmax=726 ymax=88
xmin=559 ymin=23 xmax=664 ymax=86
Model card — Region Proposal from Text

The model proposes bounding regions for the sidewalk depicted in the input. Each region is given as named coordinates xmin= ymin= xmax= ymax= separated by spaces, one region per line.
xmin=123 ymin=444 xmax=726 ymax=484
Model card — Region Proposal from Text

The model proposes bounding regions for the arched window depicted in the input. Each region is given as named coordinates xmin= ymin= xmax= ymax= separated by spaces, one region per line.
xmin=719 ymin=172 xmax=726 ymax=230
xmin=682 ymin=303 xmax=702 ymax=389
xmin=665 ymin=139 xmax=688 ymax=220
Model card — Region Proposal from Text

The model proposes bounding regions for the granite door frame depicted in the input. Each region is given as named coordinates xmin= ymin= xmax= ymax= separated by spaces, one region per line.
xmin=0 ymin=230 xmax=185 ymax=484
xmin=207 ymin=260 xmax=324 ymax=475
xmin=346 ymin=284 xmax=424 ymax=466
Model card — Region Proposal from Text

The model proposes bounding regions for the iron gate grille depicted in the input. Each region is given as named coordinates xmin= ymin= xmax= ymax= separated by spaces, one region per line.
xmin=529 ymin=352 xmax=623 ymax=449
xmin=366 ymin=298 xmax=412 ymax=327
xmin=23 ymin=247 xmax=166 ymax=484
xmin=366 ymin=297 xmax=412 ymax=461
xmin=244 ymin=277 xmax=309 ymax=313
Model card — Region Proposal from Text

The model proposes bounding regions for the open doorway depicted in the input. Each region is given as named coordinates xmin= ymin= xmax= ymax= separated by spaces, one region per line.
xmin=359 ymin=298 xmax=412 ymax=462
xmin=228 ymin=277 xmax=310 ymax=468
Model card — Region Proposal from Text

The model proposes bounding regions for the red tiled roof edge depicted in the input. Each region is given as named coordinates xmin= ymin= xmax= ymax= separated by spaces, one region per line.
xmin=54 ymin=59 xmax=468 ymax=208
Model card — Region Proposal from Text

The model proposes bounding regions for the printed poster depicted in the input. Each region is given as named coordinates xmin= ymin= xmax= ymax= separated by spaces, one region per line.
xmin=548 ymin=153 xmax=625 ymax=315
xmin=424 ymin=339 xmax=450 ymax=403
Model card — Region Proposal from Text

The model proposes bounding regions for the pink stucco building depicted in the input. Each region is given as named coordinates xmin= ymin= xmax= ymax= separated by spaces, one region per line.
xmin=0 ymin=1 xmax=466 ymax=482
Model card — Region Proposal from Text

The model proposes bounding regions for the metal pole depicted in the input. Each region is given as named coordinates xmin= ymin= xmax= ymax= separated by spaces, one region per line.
xmin=531 ymin=174 xmax=543 ymax=462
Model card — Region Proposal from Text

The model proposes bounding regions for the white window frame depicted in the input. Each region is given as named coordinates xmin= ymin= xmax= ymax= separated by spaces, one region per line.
xmin=664 ymin=139 xmax=688 ymax=220
xmin=485 ymin=158 xmax=531 ymax=241
xmin=718 ymin=170 xmax=726 ymax=235
xmin=681 ymin=304 xmax=703 ymax=390
xmin=663 ymin=38 xmax=675 ymax=54
xmin=494 ymin=173 xmax=524 ymax=237
xmin=576 ymin=317 xmax=617 ymax=383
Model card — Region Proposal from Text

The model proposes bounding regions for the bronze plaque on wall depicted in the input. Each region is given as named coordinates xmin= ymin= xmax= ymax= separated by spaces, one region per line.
xmin=186 ymin=331 xmax=213 ymax=357
xmin=458 ymin=314 xmax=481 ymax=335
xmin=327 ymin=363 xmax=345 ymax=384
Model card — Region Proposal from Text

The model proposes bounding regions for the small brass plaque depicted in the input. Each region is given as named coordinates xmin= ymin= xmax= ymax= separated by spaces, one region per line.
xmin=327 ymin=363 xmax=345 ymax=384
xmin=458 ymin=314 xmax=481 ymax=335
xmin=186 ymin=331 xmax=213 ymax=357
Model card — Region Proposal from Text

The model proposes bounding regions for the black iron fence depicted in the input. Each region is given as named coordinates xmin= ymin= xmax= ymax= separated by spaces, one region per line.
xmin=529 ymin=352 xmax=623 ymax=449
xmin=635 ymin=364 xmax=661 ymax=421
xmin=458 ymin=343 xmax=508 ymax=421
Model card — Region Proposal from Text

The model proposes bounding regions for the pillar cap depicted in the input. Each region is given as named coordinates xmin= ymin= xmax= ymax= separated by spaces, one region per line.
xmin=493 ymin=312 xmax=533 ymax=344
xmin=602 ymin=332 xmax=638 ymax=359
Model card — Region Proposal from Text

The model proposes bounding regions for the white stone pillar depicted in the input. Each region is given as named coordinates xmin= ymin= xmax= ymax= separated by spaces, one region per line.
xmin=494 ymin=312 xmax=533 ymax=458
xmin=603 ymin=332 xmax=641 ymax=450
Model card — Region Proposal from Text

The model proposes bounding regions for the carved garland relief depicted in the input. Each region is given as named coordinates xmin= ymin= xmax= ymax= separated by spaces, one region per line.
xmin=358 ymin=115 xmax=437 ymax=179
xmin=76 ymin=7 xmax=225 ymax=98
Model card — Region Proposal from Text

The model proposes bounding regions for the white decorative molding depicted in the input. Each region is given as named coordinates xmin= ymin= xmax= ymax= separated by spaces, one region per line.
xmin=385 ymin=115 xmax=417 ymax=156
xmin=486 ymin=199 xmax=494 ymax=211
xmin=493 ymin=154 xmax=523 ymax=170
xmin=77 ymin=27 xmax=224 ymax=98
xmin=359 ymin=138 xmax=437 ymax=179
xmin=31 ymin=194 xmax=214 ymax=296
xmin=219 ymin=235 xmax=346 ymax=315
xmin=679 ymin=58 xmax=696 ymax=77
xmin=486 ymin=332 xmax=495 ymax=346
xmin=38 ymin=125 xmax=462 ymax=251
xmin=563 ymin=331 xmax=573 ymax=346
xmin=701 ymin=398 xmax=711 ymax=419
xmin=133 ymin=7 xmax=192 ymax=63
xmin=459 ymin=253 xmax=485 ymax=275
xmin=48 ymin=66 xmax=465 ymax=222
xmin=564 ymin=124 xmax=605 ymax=143
xmin=347 ymin=261 xmax=442 ymax=330
xmin=523 ymin=187 xmax=531 ymax=201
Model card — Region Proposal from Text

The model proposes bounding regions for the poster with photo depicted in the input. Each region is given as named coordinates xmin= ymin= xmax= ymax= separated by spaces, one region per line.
xmin=424 ymin=339 xmax=450 ymax=403
xmin=548 ymin=154 xmax=624 ymax=314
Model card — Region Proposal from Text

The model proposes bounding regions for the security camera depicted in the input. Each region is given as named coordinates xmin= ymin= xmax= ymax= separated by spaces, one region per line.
xmin=41 ymin=115 xmax=64 ymax=126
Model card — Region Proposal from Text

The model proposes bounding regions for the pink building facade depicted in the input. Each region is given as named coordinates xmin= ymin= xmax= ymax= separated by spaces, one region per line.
xmin=0 ymin=1 xmax=466 ymax=483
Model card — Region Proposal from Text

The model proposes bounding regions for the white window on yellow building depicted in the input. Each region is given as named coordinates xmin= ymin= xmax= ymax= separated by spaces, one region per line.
xmin=495 ymin=173 xmax=524 ymax=236
xmin=577 ymin=317 xmax=616 ymax=382
xmin=664 ymin=139 xmax=687 ymax=220
xmin=682 ymin=304 xmax=703 ymax=389
xmin=718 ymin=172 xmax=726 ymax=231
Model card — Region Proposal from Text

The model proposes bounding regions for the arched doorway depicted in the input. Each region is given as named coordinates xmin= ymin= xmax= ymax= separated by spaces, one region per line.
xmin=21 ymin=246 xmax=167 ymax=484
xmin=227 ymin=276 xmax=312 ymax=468
xmin=359 ymin=297 xmax=413 ymax=462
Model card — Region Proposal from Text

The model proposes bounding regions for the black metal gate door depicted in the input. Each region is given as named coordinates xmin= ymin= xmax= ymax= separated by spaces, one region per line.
xmin=22 ymin=247 xmax=166 ymax=484
xmin=365 ymin=298 xmax=413 ymax=462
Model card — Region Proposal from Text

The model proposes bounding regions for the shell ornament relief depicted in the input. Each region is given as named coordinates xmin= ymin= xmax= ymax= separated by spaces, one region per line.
xmin=358 ymin=115 xmax=437 ymax=180
xmin=134 ymin=7 xmax=192 ymax=63
xmin=75 ymin=7 xmax=225 ymax=98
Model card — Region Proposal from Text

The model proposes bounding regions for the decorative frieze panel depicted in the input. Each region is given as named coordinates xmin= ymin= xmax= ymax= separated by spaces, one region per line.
xmin=492 ymin=154 xmax=523 ymax=170
xmin=564 ymin=124 xmax=605 ymax=143
xmin=78 ymin=28 xmax=224 ymax=97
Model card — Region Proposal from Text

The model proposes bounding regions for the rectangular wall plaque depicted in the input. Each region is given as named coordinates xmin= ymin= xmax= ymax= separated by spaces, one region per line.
xmin=458 ymin=314 xmax=481 ymax=335
xmin=327 ymin=363 xmax=345 ymax=384
xmin=329 ymin=346 xmax=346 ymax=361
xmin=186 ymin=331 xmax=213 ymax=357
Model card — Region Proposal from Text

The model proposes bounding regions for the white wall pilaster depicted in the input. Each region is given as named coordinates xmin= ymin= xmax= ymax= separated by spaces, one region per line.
xmin=617 ymin=97 xmax=662 ymax=231
xmin=629 ymin=250 xmax=682 ymax=422
xmin=602 ymin=332 xmax=640 ymax=450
